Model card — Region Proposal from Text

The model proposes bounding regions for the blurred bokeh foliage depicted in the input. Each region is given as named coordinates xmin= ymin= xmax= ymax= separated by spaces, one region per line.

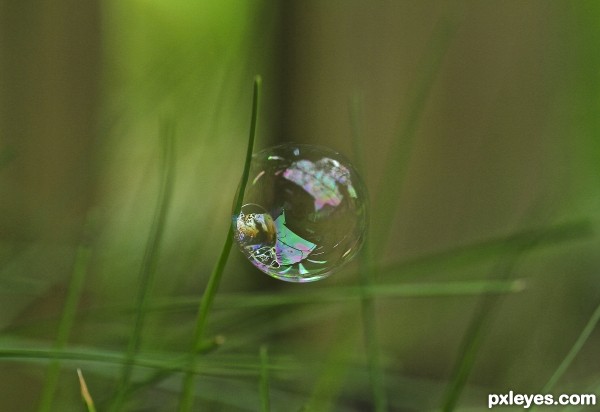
xmin=1 ymin=1 xmax=599 ymax=411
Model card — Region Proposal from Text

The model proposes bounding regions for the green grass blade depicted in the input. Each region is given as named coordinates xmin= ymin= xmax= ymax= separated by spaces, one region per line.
xmin=350 ymin=93 xmax=388 ymax=412
xmin=77 ymin=369 xmax=97 ymax=412
xmin=116 ymin=335 xmax=226 ymax=401
xmin=259 ymin=345 xmax=270 ymax=412
xmin=213 ymin=279 xmax=525 ymax=307
xmin=177 ymin=75 xmax=261 ymax=412
xmin=374 ymin=10 xmax=462 ymax=254
xmin=110 ymin=121 xmax=176 ymax=411
xmin=358 ymin=256 xmax=388 ymax=412
xmin=303 ymin=323 xmax=356 ymax=412
xmin=440 ymin=258 xmax=521 ymax=412
xmin=348 ymin=10 xmax=464 ymax=408
xmin=543 ymin=302 xmax=600 ymax=392
xmin=61 ymin=280 xmax=522 ymax=365
xmin=0 ymin=345 xmax=295 ymax=376
xmin=37 ymin=229 xmax=93 ymax=412
xmin=440 ymin=218 xmax=551 ymax=412
xmin=379 ymin=219 xmax=593 ymax=280
xmin=529 ymin=303 xmax=600 ymax=412
xmin=9 ymin=220 xmax=586 ymax=336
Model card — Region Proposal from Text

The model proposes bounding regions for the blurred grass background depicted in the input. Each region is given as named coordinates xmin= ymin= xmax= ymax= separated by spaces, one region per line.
xmin=1 ymin=1 xmax=599 ymax=411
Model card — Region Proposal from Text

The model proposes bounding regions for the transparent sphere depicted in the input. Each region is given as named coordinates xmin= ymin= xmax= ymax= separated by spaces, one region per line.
xmin=232 ymin=143 xmax=368 ymax=282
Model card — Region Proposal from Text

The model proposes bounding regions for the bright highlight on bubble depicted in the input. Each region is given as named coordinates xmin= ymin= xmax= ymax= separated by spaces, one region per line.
xmin=232 ymin=143 xmax=368 ymax=282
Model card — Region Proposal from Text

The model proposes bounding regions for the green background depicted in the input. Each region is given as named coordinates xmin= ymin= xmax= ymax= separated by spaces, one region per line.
xmin=1 ymin=1 xmax=599 ymax=411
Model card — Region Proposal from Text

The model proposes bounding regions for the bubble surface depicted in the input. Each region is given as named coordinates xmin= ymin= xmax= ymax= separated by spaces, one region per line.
xmin=233 ymin=143 xmax=368 ymax=282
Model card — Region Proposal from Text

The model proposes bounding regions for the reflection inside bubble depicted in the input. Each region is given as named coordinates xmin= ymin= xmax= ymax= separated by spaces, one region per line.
xmin=233 ymin=144 xmax=367 ymax=282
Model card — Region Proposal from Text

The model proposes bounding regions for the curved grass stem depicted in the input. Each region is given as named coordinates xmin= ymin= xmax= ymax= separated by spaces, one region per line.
xmin=37 ymin=234 xmax=92 ymax=412
xmin=109 ymin=121 xmax=176 ymax=412
xmin=543 ymin=303 xmax=600 ymax=392
xmin=177 ymin=75 xmax=261 ymax=412
xmin=350 ymin=93 xmax=388 ymax=412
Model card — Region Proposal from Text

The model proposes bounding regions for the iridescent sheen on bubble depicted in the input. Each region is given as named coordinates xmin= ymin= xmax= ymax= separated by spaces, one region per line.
xmin=233 ymin=144 xmax=368 ymax=282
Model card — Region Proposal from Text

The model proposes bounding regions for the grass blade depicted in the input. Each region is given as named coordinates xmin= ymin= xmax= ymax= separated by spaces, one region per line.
xmin=259 ymin=345 xmax=270 ymax=412
xmin=440 ymin=218 xmax=555 ymax=411
xmin=212 ymin=279 xmax=525 ymax=307
xmin=374 ymin=10 xmax=462 ymax=253
xmin=303 ymin=322 xmax=355 ymax=412
xmin=37 ymin=228 xmax=93 ymax=412
xmin=349 ymin=8 xmax=464 ymax=408
xmin=350 ymin=93 xmax=387 ymax=412
xmin=116 ymin=335 xmax=226 ymax=401
xmin=77 ymin=369 xmax=97 ymax=412
xmin=440 ymin=257 xmax=521 ymax=412
xmin=0 ymin=344 xmax=295 ymax=376
xmin=9 ymin=220 xmax=587 ymax=335
xmin=110 ymin=121 xmax=176 ymax=411
xmin=379 ymin=219 xmax=593 ymax=280
xmin=177 ymin=75 xmax=261 ymax=412
xmin=529 ymin=303 xmax=600 ymax=412
xmin=543 ymin=302 xmax=600 ymax=392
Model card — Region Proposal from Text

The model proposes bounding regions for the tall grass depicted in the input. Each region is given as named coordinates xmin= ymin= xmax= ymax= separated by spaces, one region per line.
xmin=109 ymin=121 xmax=176 ymax=411
xmin=77 ymin=369 xmax=97 ymax=412
xmin=37 ymin=230 xmax=93 ymax=412
xmin=178 ymin=75 xmax=261 ymax=412
xmin=1 ymin=2 xmax=599 ymax=411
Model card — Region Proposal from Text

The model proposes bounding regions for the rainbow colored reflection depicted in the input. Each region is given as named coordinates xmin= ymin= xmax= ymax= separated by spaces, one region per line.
xmin=233 ymin=144 xmax=367 ymax=282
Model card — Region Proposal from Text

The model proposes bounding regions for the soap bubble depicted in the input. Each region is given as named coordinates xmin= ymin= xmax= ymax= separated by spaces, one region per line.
xmin=232 ymin=143 xmax=368 ymax=282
